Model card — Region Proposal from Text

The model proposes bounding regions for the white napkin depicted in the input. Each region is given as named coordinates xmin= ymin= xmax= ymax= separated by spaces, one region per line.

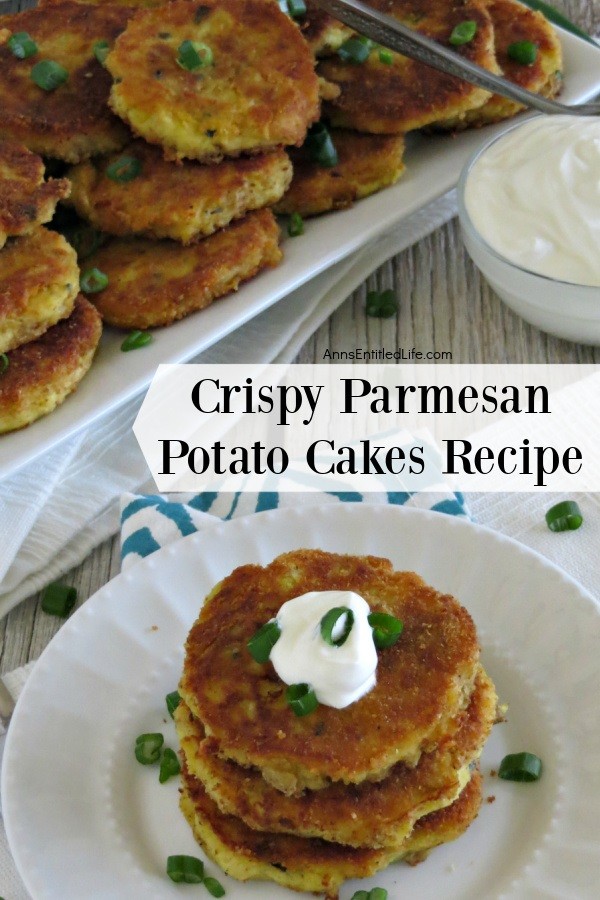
xmin=0 ymin=191 xmax=458 ymax=619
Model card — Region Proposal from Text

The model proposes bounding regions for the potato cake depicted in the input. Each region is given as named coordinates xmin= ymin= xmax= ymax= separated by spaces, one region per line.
xmin=85 ymin=208 xmax=281 ymax=328
xmin=274 ymin=129 xmax=405 ymax=217
xmin=0 ymin=2 xmax=133 ymax=162
xmin=0 ymin=228 xmax=79 ymax=354
xmin=67 ymin=141 xmax=292 ymax=243
xmin=318 ymin=0 xmax=499 ymax=133
xmin=0 ymin=296 xmax=102 ymax=433
xmin=0 ymin=142 xmax=70 ymax=249
xmin=300 ymin=0 xmax=354 ymax=56
xmin=179 ymin=549 xmax=480 ymax=794
xmin=106 ymin=0 xmax=320 ymax=162
xmin=175 ymin=665 xmax=496 ymax=849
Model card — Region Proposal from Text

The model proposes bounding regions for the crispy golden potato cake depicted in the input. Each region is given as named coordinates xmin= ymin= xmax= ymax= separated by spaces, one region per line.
xmin=274 ymin=129 xmax=405 ymax=217
xmin=0 ymin=142 xmax=70 ymax=249
xmin=179 ymin=549 xmax=480 ymax=794
xmin=0 ymin=2 xmax=133 ymax=162
xmin=67 ymin=141 xmax=292 ymax=243
xmin=106 ymin=0 xmax=320 ymax=162
xmin=300 ymin=0 xmax=354 ymax=56
xmin=176 ymin=666 xmax=496 ymax=849
xmin=0 ymin=228 xmax=79 ymax=354
xmin=179 ymin=762 xmax=482 ymax=895
xmin=40 ymin=0 xmax=163 ymax=6
xmin=319 ymin=0 xmax=498 ymax=133
xmin=85 ymin=208 xmax=281 ymax=328
xmin=0 ymin=296 xmax=101 ymax=433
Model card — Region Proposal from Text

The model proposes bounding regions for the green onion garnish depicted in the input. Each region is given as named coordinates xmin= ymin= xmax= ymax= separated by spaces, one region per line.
xmin=121 ymin=330 xmax=153 ymax=352
xmin=320 ymin=606 xmax=354 ymax=647
xmin=507 ymin=40 xmax=538 ymax=64
xmin=105 ymin=155 xmax=142 ymax=183
xmin=80 ymin=267 xmax=108 ymax=294
xmin=286 ymin=683 xmax=318 ymax=717
xmin=31 ymin=60 xmax=69 ymax=91
xmin=366 ymin=288 xmax=397 ymax=318
xmin=159 ymin=747 xmax=181 ymax=783
xmin=93 ymin=40 xmax=110 ymax=64
xmin=378 ymin=48 xmax=394 ymax=64
xmin=498 ymin=751 xmax=542 ymax=782
xmin=545 ymin=499 xmax=583 ymax=532
xmin=520 ymin=1 xmax=596 ymax=45
xmin=134 ymin=732 xmax=164 ymax=765
xmin=166 ymin=690 xmax=181 ymax=718
xmin=351 ymin=889 xmax=388 ymax=900
xmin=286 ymin=0 xmax=307 ymax=18
xmin=166 ymin=855 xmax=204 ymax=884
xmin=338 ymin=35 xmax=372 ymax=64
xmin=351 ymin=892 xmax=370 ymax=900
xmin=247 ymin=620 xmax=281 ymax=663
xmin=304 ymin=122 xmax=338 ymax=168
xmin=449 ymin=20 xmax=478 ymax=45
xmin=368 ymin=612 xmax=403 ymax=649
xmin=8 ymin=31 xmax=38 ymax=59
xmin=40 ymin=582 xmax=77 ymax=617
xmin=203 ymin=876 xmax=226 ymax=897
xmin=0 ymin=353 xmax=8 ymax=375
xmin=287 ymin=212 xmax=304 ymax=237
xmin=177 ymin=39 xmax=213 ymax=71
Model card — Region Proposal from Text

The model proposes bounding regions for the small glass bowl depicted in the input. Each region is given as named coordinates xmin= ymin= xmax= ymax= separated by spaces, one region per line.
xmin=457 ymin=125 xmax=600 ymax=346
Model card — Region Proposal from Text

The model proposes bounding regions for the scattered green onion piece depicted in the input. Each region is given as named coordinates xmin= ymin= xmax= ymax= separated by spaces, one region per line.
xmin=166 ymin=855 xmax=204 ymax=884
xmin=449 ymin=20 xmax=478 ymax=45
xmin=93 ymin=40 xmax=110 ymax=64
xmin=286 ymin=683 xmax=318 ymax=717
xmin=134 ymin=732 xmax=164 ymax=765
xmin=80 ymin=267 xmax=108 ymax=294
xmin=177 ymin=39 xmax=213 ymax=71
xmin=286 ymin=0 xmax=307 ymax=18
xmin=498 ymin=751 xmax=542 ymax=782
xmin=304 ymin=122 xmax=338 ymax=168
xmin=520 ymin=1 xmax=596 ymax=45
xmin=105 ymin=155 xmax=142 ymax=183
xmin=166 ymin=690 xmax=181 ymax=718
xmin=368 ymin=889 xmax=388 ymax=900
xmin=40 ymin=582 xmax=77 ymax=617
xmin=545 ymin=500 xmax=583 ymax=532
xmin=203 ymin=876 xmax=226 ymax=897
xmin=8 ymin=31 xmax=38 ymax=59
xmin=31 ymin=60 xmax=68 ymax=91
xmin=378 ymin=48 xmax=394 ymax=64
xmin=507 ymin=40 xmax=538 ymax=64
xmin=247 ymin=620 xmax=281 ymax=663
xmin=365 ymin=288 xmax=397 ymax=318
xmin=320 ymin=606 xmax=354 ymax=647
xmin=159 ymin=747 xmax=181 ymax=783
xmin=0 ymin=353 xmax=8 ymax=375
xmin=338 ymin=35 xmax=372 ymax=64
xmin=368 ymin=612 xmax=403 ymax=649
xmin=121 ymin=330 xmax=153 ymax=352
xmin=350 ymin=892 xmax=370 ymax=900
xmin=287 ymin=212 xmax=304 ymax=237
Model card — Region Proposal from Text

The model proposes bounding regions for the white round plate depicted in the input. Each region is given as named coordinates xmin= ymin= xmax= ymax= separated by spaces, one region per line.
xmin=3 ymin=504 xmax=600 ymax=900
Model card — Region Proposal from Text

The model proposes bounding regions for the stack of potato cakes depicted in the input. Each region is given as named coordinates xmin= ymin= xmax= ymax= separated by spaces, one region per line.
xmin=175 ymin=549 xmax=499 ymax=897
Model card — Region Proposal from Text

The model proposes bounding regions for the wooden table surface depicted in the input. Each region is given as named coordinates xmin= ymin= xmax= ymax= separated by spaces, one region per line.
xmin=1 ymin=0 xmax=599 ymax=675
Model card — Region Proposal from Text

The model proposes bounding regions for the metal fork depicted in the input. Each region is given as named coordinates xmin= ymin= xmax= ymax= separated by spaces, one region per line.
xmin=314 ymin=0 xmax=600 ymax=116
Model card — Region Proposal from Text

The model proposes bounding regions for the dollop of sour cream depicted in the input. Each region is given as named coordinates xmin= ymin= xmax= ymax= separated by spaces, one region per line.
xmin=269 ymin=590 xmax=378 ymax=709
xmin=464 ymin=116 xmax=600 ymax=286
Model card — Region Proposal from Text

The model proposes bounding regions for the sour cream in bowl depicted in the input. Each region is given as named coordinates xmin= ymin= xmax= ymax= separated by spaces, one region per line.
xmin=457 ymin=115 xmax=600 ymax=345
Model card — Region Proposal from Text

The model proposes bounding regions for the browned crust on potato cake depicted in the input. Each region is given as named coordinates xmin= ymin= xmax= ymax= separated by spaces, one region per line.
xmin=0 ymin=142 xmax=70 ymax=247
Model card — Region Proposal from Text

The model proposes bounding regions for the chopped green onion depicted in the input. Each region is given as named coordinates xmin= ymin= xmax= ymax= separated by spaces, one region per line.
xmin=134 ymin=732 xmax=164 ymax=765
xmin=304 ymin=122 xmax=338 ymax=168
xmin=105 ymin=155 xmax=142 ymax=183
xmin=80 ymin=267 xmax=108 ymax=294
xmin=166 ymin=690 xmax=181 ymax=718
xmin=287 ymin=212 xmax=304 ymax=237
xmin=247 ymin=620 xmax=281 ymax=663
xmin=159 ymin=747 xmax=181 ymax=783
xmin=338 ymin=35 xmax=372 ymax=64
xmin=520 ymin=1 xmax=595 ymax=45
xmin=121 ymin=330 xmax=153 ymax=352
xmin=40 ymin=582 xmax=77 ymax=617
xmin=320 ymin=606 xmax=354 ymax=647
xmin=369 ymin=889 xmax=388 ymax=900
xmin=203 ymin=876 xmax=226 ymax=897
xmin=449 ymin=20 xmax=478 ymax=45
xmin=368 ymin=612 xmax=403 ymax=649
xmin=8 ymin=31 xmax=38 ymax=59
xmin=507 ymin=40 xmax=538 ymax=64
xmin=286 ymin=683 xmax=318 ymax=717
xmin=365 ymin=288 xmax=397 ymax=318
xmin=177 ymin=39 xmax=213 ymax=71
xmin=0 ymin=353 xmax=8 ymax=375
xmin=545 ymin=500 xmax=583 ymax=532
xmin=31 ymin=60 xmax=68 ymax=91
xmin=93 ymin=40 xmax=110 ymax=64
xmin=351 ymin=892 xmax=370 ymax=900
xmin=498 ymin=751 xmax=542 ymax=782
xmin=166 ymin=855 xmax=204 ymax=884
xmin=378 ymin=48 xmax=394 ymax=64
xmin=286 ymin=0 xmax=307 ymax=18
